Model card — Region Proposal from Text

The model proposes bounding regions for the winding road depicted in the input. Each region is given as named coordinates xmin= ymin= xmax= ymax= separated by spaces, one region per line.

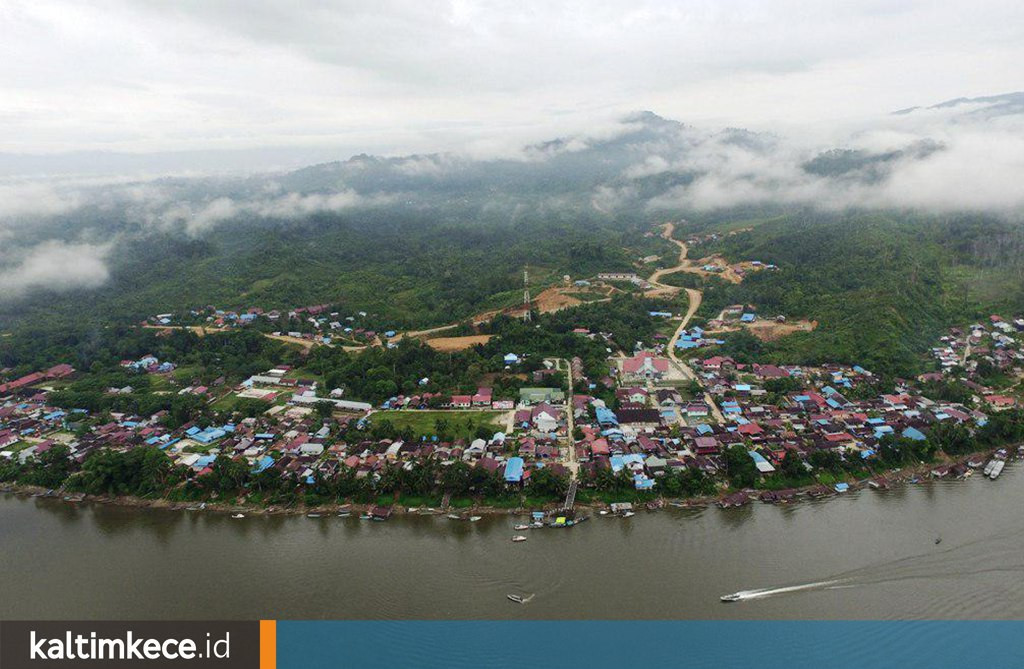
xmin=647 ymin=222 xmax=726 ymax=423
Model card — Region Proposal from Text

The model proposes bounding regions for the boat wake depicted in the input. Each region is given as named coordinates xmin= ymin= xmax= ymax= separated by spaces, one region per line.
xmin=721 ymin=580 xmax=842 ymax=602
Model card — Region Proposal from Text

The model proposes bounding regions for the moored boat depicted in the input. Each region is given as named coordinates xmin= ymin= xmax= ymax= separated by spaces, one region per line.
xmin=231 ymin=513 xmax=245 ymax=519
xmin=513 ymin=524 xmax=531 ymax=531
xmin=989 ymin=460 xmax=1005 ymax=480
xmin=511 ymin=535 xmax=527 ymax=542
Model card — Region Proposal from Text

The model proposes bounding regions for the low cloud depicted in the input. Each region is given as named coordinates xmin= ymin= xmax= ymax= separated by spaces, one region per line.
xmin=0 ymin=180 xmax=84 ymax=220
xmin=159 ymin=189 xmax=384 ymax=235
xmin=643 ymin=107 xmax=1024 ymax=214
xmin=0 ymin=241 xmax=111 ymax=300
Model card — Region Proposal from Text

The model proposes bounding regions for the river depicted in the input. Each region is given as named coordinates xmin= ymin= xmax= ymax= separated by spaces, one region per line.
xmin=4 ymin=463 xmax=1024 ymax=620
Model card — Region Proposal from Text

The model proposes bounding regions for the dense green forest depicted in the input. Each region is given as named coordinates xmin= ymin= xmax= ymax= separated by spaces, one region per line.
xmin=682 ymin=211 xmax=1024 ymax=376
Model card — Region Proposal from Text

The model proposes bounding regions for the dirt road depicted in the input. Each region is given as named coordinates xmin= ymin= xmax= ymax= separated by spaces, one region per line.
xmin=649 ymin=222 xmax=727 ymax=423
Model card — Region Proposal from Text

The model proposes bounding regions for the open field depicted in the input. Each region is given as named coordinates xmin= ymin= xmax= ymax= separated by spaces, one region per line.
xmin=745 ymin=319 xmax=817 ymax=341
xmin=706 ymin=319 xmax=818 ymax=342
xmin=369 ymin=410 xmax=506 ymax=440
xmin=425 ymin=334 xmax=494 ymax=351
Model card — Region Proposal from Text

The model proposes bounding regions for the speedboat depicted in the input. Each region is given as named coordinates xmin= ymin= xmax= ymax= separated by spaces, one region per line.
xmin=621 ymin=511 xmax=635 ymax=518
xmin=231 ymin=513 xmax=245 ymax=519
xmin=447 ymin=514 xmax=462 ymax=520
xmin=513 ymin=524 xmax=531 ymax=531
xmin=307 ymin=513 xmax=321 ymax=518
xmin=512 ymin=535 xmax=527 ymax=542
xmin=469 ymin=516 xmax=482 ymax=522
xmin=720 ymin=593 xmax=742 ymax=602
xmin=507 ymin=593 xmax=534 ymax=604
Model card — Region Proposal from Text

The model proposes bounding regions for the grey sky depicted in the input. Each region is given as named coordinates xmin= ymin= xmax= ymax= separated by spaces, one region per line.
xmin=2 ymin=0 xmax=1022 ymax=172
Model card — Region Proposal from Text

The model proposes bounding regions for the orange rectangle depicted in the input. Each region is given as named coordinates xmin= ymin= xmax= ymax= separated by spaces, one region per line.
xmin=260 ymin=619 xmax=276 ymax=669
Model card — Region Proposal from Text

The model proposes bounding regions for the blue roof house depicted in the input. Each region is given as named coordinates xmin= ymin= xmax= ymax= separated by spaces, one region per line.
xmin=902 ymin=427 xmax=927 ymax=441
xmin=504 ymin=457 xmax=524 ymax=483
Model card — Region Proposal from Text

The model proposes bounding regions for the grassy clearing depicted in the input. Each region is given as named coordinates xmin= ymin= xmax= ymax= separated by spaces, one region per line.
xmin=370 ymin=410 xmax=505 ymax=440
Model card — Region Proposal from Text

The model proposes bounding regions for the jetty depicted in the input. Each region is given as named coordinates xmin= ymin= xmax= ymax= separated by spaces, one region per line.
xmin=561 ymin=480 xmax=579 ymax=512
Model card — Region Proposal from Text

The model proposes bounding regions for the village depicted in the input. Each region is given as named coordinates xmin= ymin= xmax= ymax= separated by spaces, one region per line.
xmin=4 ymin=291 xmax=1024 ymax=519
xmin=3 ymin=218 xmax=1024 ymax=520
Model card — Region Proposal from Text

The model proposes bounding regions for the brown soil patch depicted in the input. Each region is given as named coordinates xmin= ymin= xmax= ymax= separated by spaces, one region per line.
xmin=425 ymin=334 xmax=494 ymax=351
xmin=746 ymin=320 xmax=817 ymax=341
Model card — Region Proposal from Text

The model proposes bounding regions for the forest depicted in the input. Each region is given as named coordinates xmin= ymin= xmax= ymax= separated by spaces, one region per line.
xmin=682 ymin=211 xmax=1024 ymax=377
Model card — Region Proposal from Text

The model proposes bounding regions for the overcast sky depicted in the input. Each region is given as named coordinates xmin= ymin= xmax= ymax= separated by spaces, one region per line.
xmin=2 ymin=0 xmax=1022 ymax=172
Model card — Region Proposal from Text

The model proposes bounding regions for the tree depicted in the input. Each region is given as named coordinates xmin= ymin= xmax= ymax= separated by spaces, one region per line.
xmin=929 ymin=422 xmax=976 ymax=456
xmin=529 ymin=467 xmax=569 ymax=499
xmin=314 ymin=400 xmax=335 ymax=420
xmin=20 ymin=445 xmax=73 ymax=488
xmin=441 ymin=461 xmax=472 ymax=496
xmin=724 ymin=445 xmax=757 ymax=489
xmin=200 ymin=455 xmax=250 ymax=495
xmin=779 ymin=450 xmax=807 ymax=482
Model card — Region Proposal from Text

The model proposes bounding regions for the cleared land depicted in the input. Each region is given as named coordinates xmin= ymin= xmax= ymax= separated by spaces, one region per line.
xmin=706 ymin=319 xmax=818 ymax=342
xmin=425 ymin=334 xmax=494 ymax=351
xmin=370 ymin=410 xmax=506 ymax=440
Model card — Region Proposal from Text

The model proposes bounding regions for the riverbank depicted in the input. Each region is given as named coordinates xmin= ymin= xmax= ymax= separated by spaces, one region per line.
xmin=3 ymin=447 xmax=1014 ymax=519
xmin=8 ymin=465 xmax=1024 ymax=621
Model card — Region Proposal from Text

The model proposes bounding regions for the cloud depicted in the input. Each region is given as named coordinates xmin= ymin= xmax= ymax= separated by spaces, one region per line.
xmin=0 ymin=180 xmax=84 ymax=219
xmin=1 ymin=0 xmax=1022 ymax=167
xmin=643 ymin=108 xmax=1024 ymax=214
xmin=158 ymin=190 xmax=383 ymax=235
xmin=0 ymin=241 xmax=111 ymax=300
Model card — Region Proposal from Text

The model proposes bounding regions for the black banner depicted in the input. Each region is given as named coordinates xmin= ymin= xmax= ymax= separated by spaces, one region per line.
xmin=0 ymin=621 xmax=259 ymax=669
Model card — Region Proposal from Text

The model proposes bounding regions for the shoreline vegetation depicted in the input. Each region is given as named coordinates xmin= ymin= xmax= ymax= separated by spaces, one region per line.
xmin=4 ymin=446 xmax=1015 ymax=520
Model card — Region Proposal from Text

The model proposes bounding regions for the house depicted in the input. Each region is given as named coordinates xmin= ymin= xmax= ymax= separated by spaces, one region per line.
xmin=985 ymin=395 xmax=1017 ymax=409
xmin=531 ymin=404 xmax=560 ymax=433
xmin=748 ymin=450 xmax=775 ymax=473
xmin=472 ymin=387 xmax=493 ymax=406
xmin=701 ymin=356 xmax=735 ymax=372
xmin=615 ymin=408 xmax=662 ymax=427
xmin=449 ymin=395 xmax=472 ymax=409
xmin=595 ymin=407 xmax=619 ymax=427
xmin=299 ymin=442 xmax=325 ymax=457
xmin=616 ymin=387 xmax=649 ymax=405
xmin=621 ymin=352 xmax=670 ymax=381
xmin=504 ymin=457 xmax=525 ymax=483
xmin=656 ymin=388 xmax=683 ymax=406
xmin=685 ymin=403 xmax=710 ymax=418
